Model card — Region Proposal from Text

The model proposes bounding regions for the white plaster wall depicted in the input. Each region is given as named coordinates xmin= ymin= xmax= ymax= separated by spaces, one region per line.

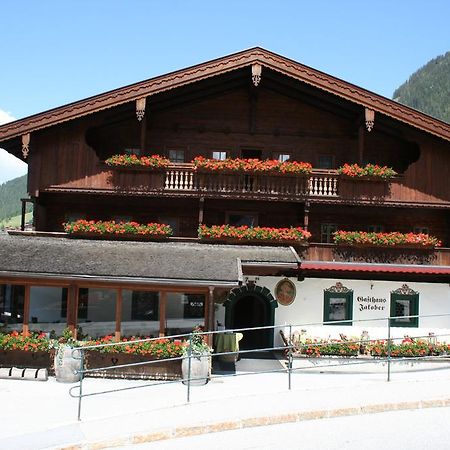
xmin=254 ymin=277 xmax=450 ymax=344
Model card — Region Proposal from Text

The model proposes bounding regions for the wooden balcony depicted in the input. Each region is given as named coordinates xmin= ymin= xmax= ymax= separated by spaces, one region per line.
xmin=304 ymin=243 xmax=450 ymax=266
xmin=108 ymin=164 xmax=338 ymax=200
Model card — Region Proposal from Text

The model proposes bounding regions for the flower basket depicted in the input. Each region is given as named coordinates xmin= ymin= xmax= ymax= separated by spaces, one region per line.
xmin=333 ymin=231 xmax=441 ymax=249
xmin=198 ymin=225 xmax=311 ymax=245
xmin=337 ymin=163 xmax=397 ymax=180
xmin=192 ymin=156 xmax=312 ymax=176
xmin=105 ymin=154 xmax=170 ymax=169
xmin=64 ymin=220 xmax=173 ymax=240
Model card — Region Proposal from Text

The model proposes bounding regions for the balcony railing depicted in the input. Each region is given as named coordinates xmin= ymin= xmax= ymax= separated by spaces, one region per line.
xmin=162 ymin=165 xmax=338 ymax=198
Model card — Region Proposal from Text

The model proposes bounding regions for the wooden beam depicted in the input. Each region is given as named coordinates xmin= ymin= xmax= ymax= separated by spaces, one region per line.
xmin=303 ymin=201 xmax=310 ymax=231
xmin=358 ymin=123 xmax=365 ymax=164
xmin=159 ymin=291 xmax=167 ymax=337
xmin=20 ymin=199 xmax=27 ymax=231
xmin=205 ymin=286 xmax=215 ymax=346
xmin=22 ymin=285 xmax=30 ymax=336
xmin=140 ymin=114 xmax=147 ymax=153
xmin=67 ymin=284 xmax=78 ymax=336
xmin=115 ymin=288 xmax=123 ymax=342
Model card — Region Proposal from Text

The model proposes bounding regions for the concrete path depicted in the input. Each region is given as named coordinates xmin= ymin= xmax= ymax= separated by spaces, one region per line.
xmin=1 ymin=362 xmax=450 ymax=450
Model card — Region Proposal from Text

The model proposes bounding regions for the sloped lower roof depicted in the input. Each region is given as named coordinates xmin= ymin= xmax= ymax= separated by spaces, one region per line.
xmin=0 ymin=234 xmax=298 ymax=286
xmin=0 ymin=47 xmax=449 ymax=145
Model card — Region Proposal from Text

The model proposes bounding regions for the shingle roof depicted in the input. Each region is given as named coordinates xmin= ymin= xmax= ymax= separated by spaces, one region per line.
xmin=0 ymin=234 xmax=298 ymax=286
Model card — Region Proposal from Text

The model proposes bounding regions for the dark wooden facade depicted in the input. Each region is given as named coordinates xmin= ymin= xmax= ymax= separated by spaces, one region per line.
xmin=1 ymin=48 xmax=450 ymax=255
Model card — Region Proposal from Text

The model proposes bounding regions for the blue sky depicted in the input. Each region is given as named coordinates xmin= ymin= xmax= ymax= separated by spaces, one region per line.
xmin=0 ymin=0 xmax=449 ymax=183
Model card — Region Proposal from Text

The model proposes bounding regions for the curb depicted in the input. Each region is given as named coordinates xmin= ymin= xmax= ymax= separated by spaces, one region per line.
xmin=59 ymin=397 xmax=450 ymax=450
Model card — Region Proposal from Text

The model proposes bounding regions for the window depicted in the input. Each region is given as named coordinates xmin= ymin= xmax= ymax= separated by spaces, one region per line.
xmin=368 ymin=224 xmax=384 ymax=233
xmin=113 ymin=216 xmax=132 ymax=223
xmin=321 ymin=223 xmax=337 ymax=243
xmin=323 ymin=282 xmax=353 ymax=325
xmin=165 ymin=293 xmax=205 ymax=334
xmin=318 ymin=155 xmax=334 ymax=169
xmin=212 ymin=151 xmax=227 ymax=160
xmin=121 ymin=290 xmax=160 ymax=337
xmin=159 ymin=216 xmax=179 ymax=236
xmin=0 ymin=284 xmax=24 ymax=326
xmin=390 ymin=285 xmax=419 ymax=327
xmin=125 ymin=148 xmax=141 ymax=156
xmin=184 ymin=294 xmax=205 ymax=319
xmin=414 ymin=226 xmax=429 ymax=235
xmin=273 ymin=152 xmax=291 ymax=162
xmin=168 ymin=149 xmax=185 ymax=163
xmin=227 ymin=213 xmax=258 ymax=227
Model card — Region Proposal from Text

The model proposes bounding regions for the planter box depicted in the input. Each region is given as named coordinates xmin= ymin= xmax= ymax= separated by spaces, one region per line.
xmin=0 ymin=350 xmax=54 ymax=374
xmin=67 ymin=233 xmax=169 ymax=242
xmin=200 ymin=238 xmax=308 ymax=247
xmin=84 ymin=351 xmax=182 ymax=380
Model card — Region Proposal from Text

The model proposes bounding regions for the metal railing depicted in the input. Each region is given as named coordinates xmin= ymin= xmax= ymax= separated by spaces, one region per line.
xmin=68 ymin=312 xmax=450 ymax=421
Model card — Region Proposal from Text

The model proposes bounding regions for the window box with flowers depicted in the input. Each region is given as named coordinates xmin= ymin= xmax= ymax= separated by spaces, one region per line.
xmin=198 ymin=224 xmax=311 ymax=245
xmin=105 ymin=154 xmax=171 ymax=170
xmin=337 ymin=163 xmax=397 ymax=181
xmin=333 ymin=231 xmax=441 ymax=249
xmin=192 ymin=156 xmax=312 ymax=176
xmin=64 ymin=220 xmax=173 ymax=241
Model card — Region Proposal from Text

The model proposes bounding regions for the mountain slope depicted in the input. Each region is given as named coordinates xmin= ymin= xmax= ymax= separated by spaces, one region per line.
xmin=393 ymin=52 xmax=450 ymax=123
xmin=0 ymin=174 xmax=30 ymax=223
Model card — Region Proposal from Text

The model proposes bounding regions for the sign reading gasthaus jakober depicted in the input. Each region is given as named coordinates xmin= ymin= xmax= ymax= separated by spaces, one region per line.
xmin=357 ymin=296 xmax=387 ymax=312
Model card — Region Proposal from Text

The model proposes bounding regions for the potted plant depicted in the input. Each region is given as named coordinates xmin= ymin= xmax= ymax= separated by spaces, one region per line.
xmin=182 ymin=327 xmax=213 ymax=386
xmin=54 ymin=328 xmax=82 ymax=383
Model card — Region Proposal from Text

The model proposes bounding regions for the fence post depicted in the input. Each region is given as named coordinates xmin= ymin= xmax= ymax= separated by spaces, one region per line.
xmin=186 ymin=333 xmax=193 ymax=403
xmin=77 ymin=348 xmax=84 ymax=421
xmin=387 ymin=316 xmax=391 ymax=382
xmin=288 ymin=325 xmax=293 ymax=390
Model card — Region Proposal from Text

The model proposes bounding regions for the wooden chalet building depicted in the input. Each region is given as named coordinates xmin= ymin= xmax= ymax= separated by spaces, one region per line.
xmin=1 ymin=48 xmax=450 ymax=348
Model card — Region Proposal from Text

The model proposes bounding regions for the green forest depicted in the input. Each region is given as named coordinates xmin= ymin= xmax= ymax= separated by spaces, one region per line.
xmin=0 ymin=174 xmax=31 ymax=226
xmin=393 ymin=51 xmax=450 ymax=123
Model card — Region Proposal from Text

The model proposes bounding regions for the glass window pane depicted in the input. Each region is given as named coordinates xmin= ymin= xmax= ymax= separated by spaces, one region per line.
xmin=168 ymin=150 xmax=185 ymax=163
xmin=165 ymin=293 xmax=205 ymax=335
xmin=228 ymin=214 xmax=256 ymax=227
xmin=0 ymin=284 xmax=25 ymax=330
xmin=28 ymin=286 xmax=67 ymax=335
xmin=77 ymin=288 xmax=116 ymax=338
xmin=318 ymin=155 xmax=333 ymax=169
xmin=212 ymin=151 xmax=227 ymax=160
xmin=394 ymin=299 xmax=411 ymax=322
xmin=121 ymin=290 xmax=160 ymax=338
xmin=274 ymin=153 xmax=291 ymax=162
xmin=328 ymin=297 xmax=347 ymax=321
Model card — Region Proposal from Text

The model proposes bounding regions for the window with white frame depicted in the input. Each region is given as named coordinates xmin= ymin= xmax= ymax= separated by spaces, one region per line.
xmin=273 ymin=152 xmax=291 ymax=162
xmin=212 ymin=151 xmax=227 ymax=160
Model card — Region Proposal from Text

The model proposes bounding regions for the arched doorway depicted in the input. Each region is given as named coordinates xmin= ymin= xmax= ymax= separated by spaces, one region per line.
xmin=224 ymin=285 xmax=277 ymax=350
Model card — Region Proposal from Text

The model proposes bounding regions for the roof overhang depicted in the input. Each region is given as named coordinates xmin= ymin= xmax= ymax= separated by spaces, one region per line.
xmin=1 ymin=47 xmax=449 ymax=151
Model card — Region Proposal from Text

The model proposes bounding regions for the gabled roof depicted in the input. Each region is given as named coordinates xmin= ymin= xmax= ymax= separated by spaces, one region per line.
xmin=1 ymin=47 xmax=449 ymax=144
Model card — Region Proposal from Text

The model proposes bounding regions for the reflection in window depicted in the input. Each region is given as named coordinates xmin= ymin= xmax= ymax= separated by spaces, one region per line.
xmin=321 ymin=223 xmax=338 ymax=243
xmin=390 ymin=287 xmax=419 ymax=328
xmin=0 ymin=284 xmax=25 ymax=330
xmin=168 ymin=149 xmax=185 ymax=163
xmin=77 ymin=288 xmax=116 ymax=338
xmin=227 ymin=213 xmax=257 ymax=227
xmin=323 ymin=283 xmax=353 ymax=325
xmin=121 ymin=290 xmax=160 ymax=337
xmin=212 ymin=151 xmax=227 ymax=160
xmin=28 ymin=286 xmax=68 ymax=334
xmin=165 ymin=293 xmax=205 ymax=335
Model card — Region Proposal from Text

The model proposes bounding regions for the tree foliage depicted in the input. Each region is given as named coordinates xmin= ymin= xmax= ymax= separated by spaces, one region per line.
xmin=0 ymin=175 xmax=30 ymax=222
xmin=393 ymin=52 xmax=450 ymax=123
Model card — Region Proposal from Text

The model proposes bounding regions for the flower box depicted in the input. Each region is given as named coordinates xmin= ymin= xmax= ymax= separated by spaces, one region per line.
xmin=198 ymin=225 xmax=311 ymax=245
xmin=84 ymin=351 xmax=182 ymax=380
xmin=0 ymin=349 xmax=54 ymax=374
xmin=193 ymin=156 xmax=312 ymax=176
xmin=337 ymin=163 xmax=397 ymax=180
xmin=333 ymin=231 xmax=441 ymax=249
xmin=105 ymin=154 xmax=170 ymax=169
xmin=64 ymin=220 xmax=173 ymax=239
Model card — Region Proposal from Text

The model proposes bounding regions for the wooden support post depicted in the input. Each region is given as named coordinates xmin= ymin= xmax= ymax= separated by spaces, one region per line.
xmin=67 ymin=284 xmax=79 ymax=338
xmin=20 ymin=199 xmax=27 ymax=231
xmin=205 ymin=287 xmax=215 ymax=347
xmin=303 ymin=201 xmax=310 ymax=231
xmin=22 ymin=285 xmax=30 ymax=336
xmin=115 ymin=288 xmax=123 ymax=342
xmin=358 ymin=123 xmax=365 ymax=165
xmin=140 ymin=114 xmax=147 ymax=154
xmin=159 ymin=291 xmax=167 ymax=337
xmin=198 ymin=197 xmax=205 ymax=227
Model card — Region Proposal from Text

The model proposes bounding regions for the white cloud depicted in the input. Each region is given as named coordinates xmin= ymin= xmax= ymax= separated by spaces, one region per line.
xmin=0 ymin=109 xmax=28 ymax=185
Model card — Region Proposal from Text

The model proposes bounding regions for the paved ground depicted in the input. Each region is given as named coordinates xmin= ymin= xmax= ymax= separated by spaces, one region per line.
xmin=1 ymin=357 xmax=450 ymax=450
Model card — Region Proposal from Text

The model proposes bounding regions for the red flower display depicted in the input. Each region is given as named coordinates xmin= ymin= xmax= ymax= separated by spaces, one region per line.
xmin=337 ymin=163 xmax=397 ymax=180
xmin=333 ymin=230 xmax=441 ymax=248
xmin=64 ymin=220 xmax=173 ymax=237
xmin=192 ymin=156 xmax=312 ymax=175
xmin=198 ymin=224 xmax=311 ymax=243
xmin=105 ymin=154 xmax=170 ymax=169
